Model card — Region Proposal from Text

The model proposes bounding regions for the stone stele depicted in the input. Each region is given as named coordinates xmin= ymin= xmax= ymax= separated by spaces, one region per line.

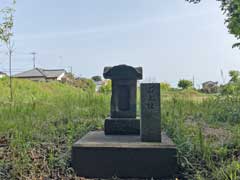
xmin=141 ymin=83 xmax=161 ymax=142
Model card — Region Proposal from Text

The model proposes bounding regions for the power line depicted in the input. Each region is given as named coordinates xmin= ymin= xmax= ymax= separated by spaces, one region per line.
xmin=0 ymin=51 xmax=28 ymax=55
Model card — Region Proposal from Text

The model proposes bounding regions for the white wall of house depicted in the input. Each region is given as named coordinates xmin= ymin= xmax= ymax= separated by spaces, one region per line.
xmin=57 ymin=72 xmax=65 ymax=81
xmin=0 ymin=74 xmax=6 ymax=78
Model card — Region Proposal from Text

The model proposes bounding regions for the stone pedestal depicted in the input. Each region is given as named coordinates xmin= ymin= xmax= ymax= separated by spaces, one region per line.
xmin=72 ymin=131 xmax=177 ymax=179
xmin=104 ymin=118 xmax=140 ymax=135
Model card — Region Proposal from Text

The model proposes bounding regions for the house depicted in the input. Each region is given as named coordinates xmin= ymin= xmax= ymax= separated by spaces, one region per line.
xmin=202 ymin=81 xmax=219 ymax=93
xmin=94 ymin=80 xmax=108 ymax=92
xmin=0 ymin=72 xmax=7 ymax=78
xmin=13 ymin=68 xmax=66 ymax=82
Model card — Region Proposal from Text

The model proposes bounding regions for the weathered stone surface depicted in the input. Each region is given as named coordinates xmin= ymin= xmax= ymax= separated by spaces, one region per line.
xmin=111 ymin=80 xmax=137 ymax=118
xmin=72 ymin=131 xmax=177 ymax=178
xmin=141 ymin=83 xmax=161 ymax=142
xmin=104 ymin=118 xmax=140 ymax=135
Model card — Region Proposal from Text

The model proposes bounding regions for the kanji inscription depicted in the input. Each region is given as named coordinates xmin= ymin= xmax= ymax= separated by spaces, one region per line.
xmin=140 ymin=83 xmax=161 ymax=142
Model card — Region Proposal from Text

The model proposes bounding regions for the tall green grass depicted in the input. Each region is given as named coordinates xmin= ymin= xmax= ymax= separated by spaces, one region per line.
xmin=0 ymin=78 xmax=239 ymax=179
xmin=0 ymin=78 xmax=110 ymax=179
xmin=162 ymin=94 xmax=240 ymax=179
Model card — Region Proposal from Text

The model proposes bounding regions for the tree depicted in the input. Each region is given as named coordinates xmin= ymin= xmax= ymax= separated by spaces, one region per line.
xmin=91 ymin=75 xmax=102 ymax=82
xmin=0 ymin=1 xmax=15 ymax=101
xmin=0 ymin=1 xmax=15 ymax=45
xmin=229 ymin=70 xmax=240 ymax=83
xmin=1 ymin=5 xmax=15 ymax=101
xmin=178 ymin=79 xmax=193 ymax=89
xmin=186 ymin=0 xmax=240 ymax=49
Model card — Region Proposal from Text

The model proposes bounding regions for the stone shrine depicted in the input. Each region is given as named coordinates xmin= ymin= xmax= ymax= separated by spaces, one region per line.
xmin=103 ymin=65 xmax=142 ymax=135
xmin=72 ymin=65 xmax=177 ymax=178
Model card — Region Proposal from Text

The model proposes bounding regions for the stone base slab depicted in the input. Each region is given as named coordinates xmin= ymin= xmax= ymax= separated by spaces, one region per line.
xmin=104 ymin=118 xmax=140 ymax=135
xmin=72 ymin=131 xmax=177 ymax=178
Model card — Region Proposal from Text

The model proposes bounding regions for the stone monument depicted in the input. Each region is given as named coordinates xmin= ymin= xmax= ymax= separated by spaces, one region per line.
xmin=72 ymin=65 xmax=177 ymax=178
xmin=103 ymin=65 xmax=142 ymax=135
xmin=141 ymin=83 xmax=161 ymax=142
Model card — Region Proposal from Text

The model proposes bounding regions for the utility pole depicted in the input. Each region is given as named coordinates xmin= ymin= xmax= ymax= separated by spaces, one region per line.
xmin=220 ymin=69 xmax=225 ymax=84
xmin=192 ymin=76 xmax=195 ymax=89
xmin=30 ymin=52 xmax=36 ymax=68
xmin=69 ymin=66 xmax=73 ymax=74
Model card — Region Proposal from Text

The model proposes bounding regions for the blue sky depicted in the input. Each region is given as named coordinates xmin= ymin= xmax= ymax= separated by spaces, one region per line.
xmin=0 ymin=0 xmax=239 ymax=87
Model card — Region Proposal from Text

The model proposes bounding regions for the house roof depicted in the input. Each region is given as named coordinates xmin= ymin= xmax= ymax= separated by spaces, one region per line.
xmin=202 ymin=81 xmax=218 ymax=86
xmin=40 ymin=69 xmax=66 ymax=78
xmin=14 ymin=68 xmax=66 ymax=78
xmin=0 ymin=71 xmax=6 ymax=75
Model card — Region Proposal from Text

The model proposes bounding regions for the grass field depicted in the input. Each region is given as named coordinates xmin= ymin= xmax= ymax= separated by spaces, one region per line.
xmin=0 ymin=77 xmax=239 ymax=179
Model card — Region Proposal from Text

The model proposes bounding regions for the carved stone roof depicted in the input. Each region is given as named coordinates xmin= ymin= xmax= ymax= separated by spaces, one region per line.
xmin=103 ymin=64 xmax=142 ymax=80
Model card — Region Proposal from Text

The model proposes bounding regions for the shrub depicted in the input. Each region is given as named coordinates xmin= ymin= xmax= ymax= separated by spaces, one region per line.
xmin=99 ymin=80 xmax=111 ymax=94
xmin=220 ymin=81 xmax=240 ymax=95
xmin=91 ymin=76 xmax=102 ymax=82
xmin=229 ymin=70 xmax=240 ymax=83
xmin=72 ymin=78 xmax=96 ymax=92
xmin=178 ymin=79 xmax=193 ymax=89
xmin=160 ymin=82 xmax=171 ymax=91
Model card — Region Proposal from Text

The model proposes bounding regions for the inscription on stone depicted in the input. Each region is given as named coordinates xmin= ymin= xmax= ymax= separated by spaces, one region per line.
xmin=141 ymin=83 xmax=161 ymax=142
